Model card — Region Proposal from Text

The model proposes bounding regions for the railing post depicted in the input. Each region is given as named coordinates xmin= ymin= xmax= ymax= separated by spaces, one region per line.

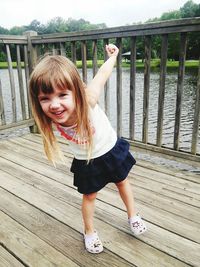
xmin=23 ymin=31 xmax=38 ymax=73
xmin=174 ymin=33 xmax=187 ymax=150
xmin=191 ymin=58 xmax=200 ymax=154
xmin=143 ymin=36 xmax=151 ymax=144
xmin=156 ymin=34 xmax=168 ymax=147
xmin=129 ymin=36 xmax=136 ymax=140
xmin=24 ymin=31 xmax=39 ymax=134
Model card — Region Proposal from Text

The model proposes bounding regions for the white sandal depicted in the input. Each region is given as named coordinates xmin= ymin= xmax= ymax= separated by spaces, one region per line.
xmin=129 ymin=214 xmax=147 ymax=235
xmin=83 ymin=230 xmax=103 ymax=254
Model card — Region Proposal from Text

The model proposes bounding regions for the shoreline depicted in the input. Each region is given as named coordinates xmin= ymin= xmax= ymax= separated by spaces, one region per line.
xmin=0 ymin=60 xmax=199 ymax=69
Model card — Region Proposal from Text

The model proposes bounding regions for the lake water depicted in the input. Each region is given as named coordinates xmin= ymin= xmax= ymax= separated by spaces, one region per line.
xmin=0 ymin=67 xmax=199 ymax=154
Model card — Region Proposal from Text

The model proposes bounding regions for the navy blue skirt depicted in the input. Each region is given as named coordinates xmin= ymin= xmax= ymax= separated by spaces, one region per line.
xmin=70 ymin=138 xmax=136 ymax=194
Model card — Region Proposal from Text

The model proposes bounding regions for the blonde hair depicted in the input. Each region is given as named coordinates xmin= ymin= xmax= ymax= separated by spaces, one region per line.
xmin=29 ymin=55 xmax=93 ymax=165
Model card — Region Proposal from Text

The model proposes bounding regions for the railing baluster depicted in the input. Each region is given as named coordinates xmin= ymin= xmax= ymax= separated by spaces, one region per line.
xmin=6 ymin=44 xmax=17 ymax=123
xmin=0 ymin=78 xmax=6 ymax=125
xmin=116 ymin=38 xmax=122 ymax=137
xmin=71 ymin=41 xmax=76 ymax=65
xmin=104 ymin=39 xmax=109 ymax=115
xmin=157 ymin=34 xmax=168 ymax=147
xmin=129 ymin=36 xmax=136 ymax=140
xmin=81 ymin=41 xmax=87 ymax=83
xmin=60 ymin=42 xmax=65 ymax=56
xmin=174 ymin=33 xmax=187 ymax=150
xmin=16 ymin=45 xmax=26 ymax=120
xmin=92 ymin=40 xmax=98 ymax=77
xmin=52 ymin=43 xmax=58 ymax=55
xmin=191 ymin=59 xmax=200 ymax=154
xmin=24 ymin=45 xmax=31 ymax=118
xmin=143 ymin=36 xmax=151 ymax=144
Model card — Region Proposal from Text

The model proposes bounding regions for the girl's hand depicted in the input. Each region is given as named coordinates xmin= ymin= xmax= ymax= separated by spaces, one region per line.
xmin=105 ymin=44 xmax=119 ymax=58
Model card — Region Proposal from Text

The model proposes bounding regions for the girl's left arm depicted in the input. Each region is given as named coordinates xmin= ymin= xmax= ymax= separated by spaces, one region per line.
xmin=86 ymin=44 xmax=119 ymax=107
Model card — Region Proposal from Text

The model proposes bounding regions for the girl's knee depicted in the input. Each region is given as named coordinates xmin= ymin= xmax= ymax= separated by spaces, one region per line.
xmin=116 ymin=178 xmax=128 ymax=187
xmin=83 ymin=192 xmax=97 ymax=201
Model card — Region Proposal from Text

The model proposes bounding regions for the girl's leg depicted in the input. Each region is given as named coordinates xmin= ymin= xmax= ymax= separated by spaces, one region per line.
xmin=116 ymin=177 xmax=147 ymax=235
xmin=82 ymin=192 xmax=97 ymax=235
xmin=115 ymin=178 xmax=136 ymax=218
xmin=82 ymin=192 xmax=104 ymax=253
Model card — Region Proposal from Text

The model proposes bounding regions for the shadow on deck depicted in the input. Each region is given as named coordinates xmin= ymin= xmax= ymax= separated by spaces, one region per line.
xmin=0 ymin=134 xmax=199 ymax=267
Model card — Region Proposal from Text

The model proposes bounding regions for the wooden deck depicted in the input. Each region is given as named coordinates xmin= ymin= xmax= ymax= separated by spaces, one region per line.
xmin=0 ymin=133 xmax=200 ymax=267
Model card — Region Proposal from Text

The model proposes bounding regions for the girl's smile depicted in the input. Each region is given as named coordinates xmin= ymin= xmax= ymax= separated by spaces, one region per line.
xmin=38 ymin=87 xmax=77 ymax=126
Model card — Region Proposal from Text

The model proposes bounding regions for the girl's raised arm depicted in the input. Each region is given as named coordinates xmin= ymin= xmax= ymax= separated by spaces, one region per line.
xmin=86 ymin=44 xmax=119 ymax=107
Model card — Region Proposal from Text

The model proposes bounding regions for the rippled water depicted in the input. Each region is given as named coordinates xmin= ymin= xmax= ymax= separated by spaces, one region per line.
xmin=0 ymin=67 xmax=199 ymax=153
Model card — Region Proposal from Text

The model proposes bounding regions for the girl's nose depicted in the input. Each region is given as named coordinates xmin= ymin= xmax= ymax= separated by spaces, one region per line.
xmin=50 ymin=99 xmax=60 ymax=109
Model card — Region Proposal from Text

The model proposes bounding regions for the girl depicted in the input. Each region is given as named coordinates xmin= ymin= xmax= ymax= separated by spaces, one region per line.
xmin=29 ymin=44 xmax=147 ymax=254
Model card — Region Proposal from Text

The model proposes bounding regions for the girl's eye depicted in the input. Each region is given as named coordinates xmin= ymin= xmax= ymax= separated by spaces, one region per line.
xmin=59 ymin=93 xmax=68 ymax=97
xmin=39 ymin=97 xmax=49 ymax=102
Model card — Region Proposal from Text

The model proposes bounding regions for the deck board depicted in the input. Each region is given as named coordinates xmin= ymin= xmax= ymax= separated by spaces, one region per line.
xmin=0 ymin=133 xmax=200 ymax=267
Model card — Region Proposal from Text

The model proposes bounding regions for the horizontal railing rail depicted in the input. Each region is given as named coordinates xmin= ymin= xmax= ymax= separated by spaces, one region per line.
xmin=0 ymin=18 xmax=200 ymax=161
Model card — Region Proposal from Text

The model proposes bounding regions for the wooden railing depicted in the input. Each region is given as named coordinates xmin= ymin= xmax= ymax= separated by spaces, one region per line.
xmin=0 ymin=18 xmax=200 ymax=161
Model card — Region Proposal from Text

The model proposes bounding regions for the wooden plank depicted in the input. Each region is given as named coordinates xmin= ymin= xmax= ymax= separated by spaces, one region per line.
xmin=135 ymin=158 xmax=200 ymax=183
xmin=0 ymin=211 xmax=78 ymax=267
xmin=116 ymin=38 xmax=122 ymax=137
xmin=0 ymin=162 xmax=197 ymax=267
xmin=191 ymin=59 xmax=200 ymax=154
xmin=7 ymin=135 xmax=199 ymax=203
xmin=6 ymin=135 xmax=200 ymax=216
xmin=81 ymin=41 xmax=87 ymax=83
xmin=142 ymin=36 xmax=151 ymax=143
xmin=1 ymin=142 xmax=200 ymax=227
xmin=1 ymin=141 xmax=200 ymax=244
xmin=133 ymin=165 xmax=200 ymax=195
xmin=0 ymin=245 xmax=25 ymax=267
xmin=0 ymin=119 xmax=35 ymax=132
xmin=156 ymin=34 xmax=168 ymax=146
xmin=21 ymin=133 xmax=200 ymax=182
xmin=132 ymin=175 xmax=200 ymax=208
xmin=0 ymin=188 xmax=132 ymax=267
xmin=174 ymin=33 xmax=187 ymax=150
xmin=129 ymin=36 xmax=136 ymax=140
xmin=0 ymin=78 xmax=6 ymax=125
xmin=6 ymin=44 xmax=17 ymax=123
xmin=130 ymin=140 xmax=200 ymax=163
xmin=16 ymin=45 xmax=26 ymax=120
xmin=2 ymin=139 xmax=200 ymax=231
xmin=0 ymin=169 xmax=191 ymax=267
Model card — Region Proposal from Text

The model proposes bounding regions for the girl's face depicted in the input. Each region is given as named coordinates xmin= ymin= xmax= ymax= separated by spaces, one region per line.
xmin=38 ymin=87 xmax=76 ymax=126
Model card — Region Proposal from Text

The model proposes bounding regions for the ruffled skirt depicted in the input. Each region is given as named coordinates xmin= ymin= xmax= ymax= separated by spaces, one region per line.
xmin=70 ymin=138 xmax=136 ymax=194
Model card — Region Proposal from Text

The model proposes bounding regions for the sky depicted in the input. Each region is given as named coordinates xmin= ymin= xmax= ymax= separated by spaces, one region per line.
xmin=1 ymin=0 xmax=200 ymax=29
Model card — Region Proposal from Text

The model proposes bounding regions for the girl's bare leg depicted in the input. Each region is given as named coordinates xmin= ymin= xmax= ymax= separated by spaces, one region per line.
xmin=115 ymin=178 xmax=136 ymax=218
xmin=82 ymin=192 xmax=97 ymax=235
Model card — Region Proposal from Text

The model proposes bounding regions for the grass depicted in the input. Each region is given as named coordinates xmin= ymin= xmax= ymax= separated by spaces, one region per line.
xmin=0 ymin=59 xmax=199 ymax=69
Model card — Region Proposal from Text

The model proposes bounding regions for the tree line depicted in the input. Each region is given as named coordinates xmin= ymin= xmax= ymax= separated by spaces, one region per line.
xmin=0 ymin=0 xmax=199 ymax=62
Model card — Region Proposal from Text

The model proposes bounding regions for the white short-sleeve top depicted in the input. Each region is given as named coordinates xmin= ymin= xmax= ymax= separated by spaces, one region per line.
xmin=56 ymin=104 xmax=117 ymax=159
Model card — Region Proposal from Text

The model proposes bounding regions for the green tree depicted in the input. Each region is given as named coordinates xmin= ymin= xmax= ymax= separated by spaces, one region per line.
xmin=0 ymin=26 xmax=9 ymax=34
xmin=45 ymin=17 xmax=68 ymax=33
xmin=9 ymin=26 xmax=25 ymax=35
xmin=24 ymin=20 xmax=46 ymax=34
xmin=180 ymin=0 xmax=200 ymax=18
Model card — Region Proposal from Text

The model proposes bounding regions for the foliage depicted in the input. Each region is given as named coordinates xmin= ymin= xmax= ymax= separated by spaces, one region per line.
xmin=0 ymin=1 xmax=199 ymax=62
